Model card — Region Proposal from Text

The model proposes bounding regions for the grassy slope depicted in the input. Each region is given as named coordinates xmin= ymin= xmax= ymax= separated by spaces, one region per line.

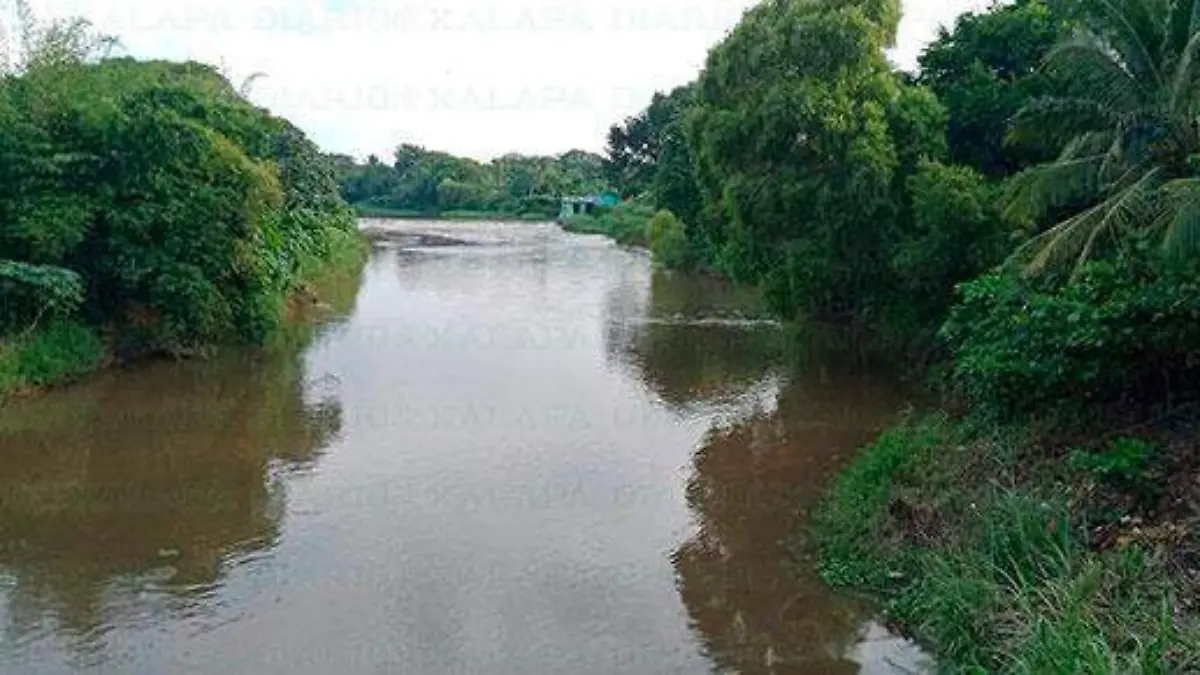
xmin=812 ymin=414 xmax=1200 ymax=673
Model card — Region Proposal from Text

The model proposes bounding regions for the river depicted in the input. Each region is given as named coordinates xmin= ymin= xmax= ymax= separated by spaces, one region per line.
xmin=0 ymin=221 xmax=929 ymax=674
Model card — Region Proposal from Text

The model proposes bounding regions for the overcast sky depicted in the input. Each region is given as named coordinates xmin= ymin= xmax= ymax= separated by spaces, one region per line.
xmin=21 ymin=0 xmax=989 ymax=161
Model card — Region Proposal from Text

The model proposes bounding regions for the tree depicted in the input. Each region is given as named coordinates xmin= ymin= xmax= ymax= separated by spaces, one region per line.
xmin=1007 ymin=0 xmax=1200 ymax=274
xmin=918 ymin=0 xmax=1070 ymax=177
xmin=687 ymin=0 xmax=912 ymax=319
xmin=892 ymin=161 xmax=1010 ymax=313
xmin=0 ymin=57 xmax=356 ymax=352
xmin=555 ymin=149 xmax=607 ymax=195
xmin=605 ymin=84 xmax=695 ymax=197
xmin=334 ymin=147 xmax=607 ymax=215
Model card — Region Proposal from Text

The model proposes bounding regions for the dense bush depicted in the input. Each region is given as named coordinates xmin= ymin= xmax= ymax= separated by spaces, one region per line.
xmin=0 ymin=261 xmax=85 ymax=333
xmin=942 ymin=255 xmax=1200 ymax=420
xmin=890 ymin=161 xmax=1012 ymax=323
xmin=562 ymin=203 xmax=657 ymax=247
xmin=0 ymin=58 xmax=356 ymax=356
xmin=645 ymin=210 xmax=690 ymax=269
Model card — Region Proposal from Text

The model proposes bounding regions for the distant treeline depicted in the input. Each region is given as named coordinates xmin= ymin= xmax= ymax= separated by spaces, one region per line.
xmin=331 ymin=146 xmax=610 ymax=218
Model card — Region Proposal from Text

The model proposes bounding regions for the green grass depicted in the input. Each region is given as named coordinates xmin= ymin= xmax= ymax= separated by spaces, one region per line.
xmin=561 ymin=203 xmax=657 ymax=247
xmin=0 ymin=320 xmax=106 ymax=399
xmin=297 ymin=227 xmax=369 ymax=293
xmin=812 ymin=415 xmax=1200 ymax=673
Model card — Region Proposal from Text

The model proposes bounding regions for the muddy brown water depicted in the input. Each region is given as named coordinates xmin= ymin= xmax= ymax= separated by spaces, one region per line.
xmin=0 ymin=221 xmax=929 ymax=674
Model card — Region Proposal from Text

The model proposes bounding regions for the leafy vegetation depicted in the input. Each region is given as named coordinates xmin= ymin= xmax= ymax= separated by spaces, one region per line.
xmin=598 ymin=0 xmax=996 ymax=333
xmin=942 ymin=252 xmax=1200 ymax=421
xmin=333 ymin=146 xmax=608 ymax=220
xmin=813 ymin=418 xmax=1200 ymax=673
xmin=0 ymin=4 xmax=365 ymax=399
xmin=917 ymin=0 xmax=1069 ymax=177
xmin=590 ymin=0 xmax=1200 ymax=669
xmin=0 ymin=321 xmax=105 ymax=394
xmin=646 ymin=210 xmax=690 ymax=270
xmin=561 ymin=202 xmax=657 ymax=248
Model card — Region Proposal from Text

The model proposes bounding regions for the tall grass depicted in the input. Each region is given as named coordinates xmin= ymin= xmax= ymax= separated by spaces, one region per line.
xmin=0 ymin=320 xmax=105 ymax=398
xmin=813 ymin=417 xmax=1200 ymax=673
xmin=561 ymin=203 xmax=657 ymax=247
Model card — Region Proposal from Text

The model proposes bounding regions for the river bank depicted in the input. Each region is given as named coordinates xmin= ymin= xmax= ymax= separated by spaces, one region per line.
xmin=813 ymin=408 xmax=1200 ymax=672
xmin=0 ymin=230 xmax=368 ymax=404
xmin=558 ymin=203 xmax=656 ymax=248
xmin=570 ymin=202 xmax=1200 ymax=671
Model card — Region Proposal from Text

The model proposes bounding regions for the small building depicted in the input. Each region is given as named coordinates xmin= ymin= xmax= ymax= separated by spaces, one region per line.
xmin=558 ymin=192 xmax=620 ymax=220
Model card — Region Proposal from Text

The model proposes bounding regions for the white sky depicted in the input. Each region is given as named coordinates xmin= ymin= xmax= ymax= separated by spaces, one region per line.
xmin=19 ymin=0 xmax=989 ymax=161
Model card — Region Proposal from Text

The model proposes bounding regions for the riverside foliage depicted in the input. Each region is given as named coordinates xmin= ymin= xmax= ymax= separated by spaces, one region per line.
xmin=0 ymin=9 xmax=364 ymax=396
xmin=600 ymin=0 xmax=1200 ymax=670
xmin=607 ymin=0 xmax=1200 ymax=406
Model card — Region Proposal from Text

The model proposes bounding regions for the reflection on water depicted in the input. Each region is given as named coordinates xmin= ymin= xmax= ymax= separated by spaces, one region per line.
xmin=675 ymin=378 xmax=921 ymax=674
xmin=0 ymin=220 xmax=925 ymax=673
xmin=605 ymin=271 xmax=785 ymax=413
xmin=612 ymin=270 xmax=929 ymax=674
xmin=0 ymin=275 xmax=358 ymax=668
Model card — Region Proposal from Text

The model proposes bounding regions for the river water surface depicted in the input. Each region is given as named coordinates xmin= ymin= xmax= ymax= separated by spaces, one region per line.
xmin=0 ymin=221 xmax=928 ymax=674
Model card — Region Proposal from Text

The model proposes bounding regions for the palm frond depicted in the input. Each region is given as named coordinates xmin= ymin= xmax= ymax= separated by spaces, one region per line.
xmin=1060 ymin=130 xmax=1118 ymax=160
xmin=1011 ymin=201 xmax=1107 ymax=275
xmin=1088 ymin=0 xmax=1168 ymax=87
xmin=1008 ymin=97 xmax=1116 ymax=149
xmin=1093 ymin=129 xmax=1129 ymax=184
xmin=1158 ymin=178 xmax=1200 ymax=257
xmin=1005 ymin=154 xmax=1105 ymax=222
xmin=1166 ymin=0 xmax=1200 ymax=63
xmin=1013 ymin=168 xmax=1163 ymax=276
xmin=239 ymin=72 xmax=267 ymax=98
xmin=1170 ymin=30 xmax=1200 ymax=115
xmin=1045 ymin=32 xmax=1148 ymax=113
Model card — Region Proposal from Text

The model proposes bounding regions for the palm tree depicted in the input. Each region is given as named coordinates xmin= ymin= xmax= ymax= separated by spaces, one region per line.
xmin=1007 ymin=0 xmax=1200 ymax=275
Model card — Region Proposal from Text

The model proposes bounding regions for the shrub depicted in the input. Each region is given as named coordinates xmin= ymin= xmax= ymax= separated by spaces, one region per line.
xmin=645 ymin=209 xmax=690 ymax=269
xmin=0 ymin=59 xmax=355 ymax=356
xmin=0 ymin=261 xmax=85 ymax=333
xmin=0 ymin=320 xmax=104 ymax=395
xmin=892 ymin=161 xmax=1011 ymax=317
xmin=562 ymin=202 xmax=656 ymax=247
xmin=941 ymin=256 xmax=1200 ymax=420
xmin=1070 ymin=437 xmax=1163 ymax=504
